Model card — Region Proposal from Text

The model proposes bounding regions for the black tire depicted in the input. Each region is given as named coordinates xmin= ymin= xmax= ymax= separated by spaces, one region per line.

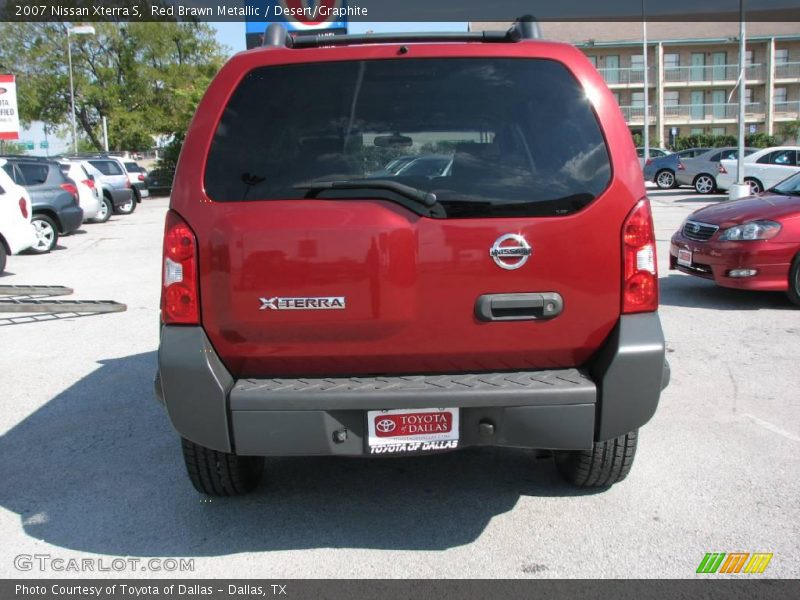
xmin=744 ymin=177 xmax=763 ymax=195
xmin=93 ymin=196 xmax=113 ymax=223
xmin=115 ymin=192 xmax=137 ymax=215
xmin=787 ymin=254 xmax=800 ymax=307
xmin=29 ymin=214 xmax=59 ymax=254
xmin=693 ymin=173 xmax=716 ymax=195
xmin=0 ymin=243 xmax=7 ymax=274
xmin=554 ymin=430 xmax=638 ymax=487
xmin=655 ymin=169 xmax=676 ymax=189
xmin=181 ymin=437 xmax=264 ymax=496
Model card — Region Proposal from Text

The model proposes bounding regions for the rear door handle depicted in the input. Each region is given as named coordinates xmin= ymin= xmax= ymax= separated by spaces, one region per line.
xmin=475 ymin=293 xmax=563 ymax=322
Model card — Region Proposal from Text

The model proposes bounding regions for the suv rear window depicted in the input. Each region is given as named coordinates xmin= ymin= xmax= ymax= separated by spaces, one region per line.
xmin=89 ymin=160 xmax=124 ymax=176
xmin=204 ymin=58 xmax=611 ymax=218
xmin=17 ymin=163 xmax=49 ymax=185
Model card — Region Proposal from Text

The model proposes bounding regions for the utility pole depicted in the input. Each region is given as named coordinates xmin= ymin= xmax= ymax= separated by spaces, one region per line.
xmin=642 ymin=0 xmax=650 ymax=156
xmin=730 ymin=0 xmax=750 ymax=200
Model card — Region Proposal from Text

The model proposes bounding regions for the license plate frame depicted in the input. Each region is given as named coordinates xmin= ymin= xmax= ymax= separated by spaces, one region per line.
xmin=677 ymin=248 xmax=693 ymax=267
xmin=366 ymin=407 xmax=460 ymax=455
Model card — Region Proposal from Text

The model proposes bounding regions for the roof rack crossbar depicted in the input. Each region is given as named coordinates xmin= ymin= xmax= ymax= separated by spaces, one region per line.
xmin=262 ymin=16 xmax=541 ymax=50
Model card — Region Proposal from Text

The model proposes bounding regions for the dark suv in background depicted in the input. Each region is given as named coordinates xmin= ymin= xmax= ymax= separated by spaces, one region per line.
xmin=1 ymin=156 xmax=83 ymax=253
xmin=156 ymin=21 xmax=670 ymax=496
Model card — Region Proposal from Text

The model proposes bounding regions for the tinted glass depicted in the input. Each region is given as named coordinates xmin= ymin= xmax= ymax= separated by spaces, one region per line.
xmin=125 ymin=162 xmax=143 ymax=172
xmin=772 ymin=171 xmax=800 ymax=194
xmin=17 ymin=163 xmax=49 ymax=185
xmin=89 ymin=160 xmax=124 ymax=176
xmin=771 ymin=151 xmax=797 ymax=166
xmin=205 ymin=59 xmax=611 ymax=218
xmin=709 ymin=152 xmax=722 ymax=162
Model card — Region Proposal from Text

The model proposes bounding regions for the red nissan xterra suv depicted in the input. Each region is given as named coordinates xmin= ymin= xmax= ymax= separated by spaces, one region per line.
xmin=155 ymin=19 xmax=670 ymax=495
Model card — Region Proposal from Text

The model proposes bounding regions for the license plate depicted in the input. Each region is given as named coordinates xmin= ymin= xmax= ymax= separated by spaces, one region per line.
xmin=677 ymin=248 xmax=692 ymax=267
xmin=366 ymin=408 xmax=459 ymax=455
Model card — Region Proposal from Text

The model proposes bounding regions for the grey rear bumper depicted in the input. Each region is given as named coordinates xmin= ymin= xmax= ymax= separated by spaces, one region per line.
xmin=157 ymin=313 xmax=668 ymax=455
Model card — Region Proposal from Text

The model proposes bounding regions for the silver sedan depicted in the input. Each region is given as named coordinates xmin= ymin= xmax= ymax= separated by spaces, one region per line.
xmin=676 ymin=147 xmax=756 ymax=194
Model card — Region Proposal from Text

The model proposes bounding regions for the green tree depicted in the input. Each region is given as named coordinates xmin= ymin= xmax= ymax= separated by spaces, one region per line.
xmin=0 ymin=21 xmax=225 ymax=153
xmin=780 ymin=120 xmax=800 ymax=144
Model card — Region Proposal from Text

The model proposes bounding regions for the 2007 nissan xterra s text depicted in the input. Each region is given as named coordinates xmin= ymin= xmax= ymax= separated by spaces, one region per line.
xmin=155 ymin=19 xmax=670 ymax=495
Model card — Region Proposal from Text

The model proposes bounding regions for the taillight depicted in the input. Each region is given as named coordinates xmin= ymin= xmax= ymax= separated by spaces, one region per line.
xmin=138 ymin=174 xmax=145 ymax=181
xmin=161 ymin=210 xmax=199 ymax=324
xmin=678 ymin=161 xmax=685 ymax=171
xmin=622 ymin=198 xmax=658 ymax=314
xmin=83 ymin=178 xmax=95 ymax=189
xmin=645 ymin=159 xmax=653 ymax=166
xmin=718 ymin=163 xmax=727 ymax=174
xmin=60 ymin=182 xmax=78 ymax=201
xmin=19 ymin=198 xmax=28 ymax=219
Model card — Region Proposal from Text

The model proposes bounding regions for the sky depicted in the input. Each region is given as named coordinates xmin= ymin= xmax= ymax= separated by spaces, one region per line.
xmin=212 ymin=21 xmax=467 ymax=55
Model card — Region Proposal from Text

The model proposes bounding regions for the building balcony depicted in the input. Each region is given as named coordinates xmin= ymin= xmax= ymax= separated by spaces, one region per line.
xmin=663 ymin=102 xmax=765 ymax=124
xmin=774 ymin=62 xmax=800 ymax=81
xmin=598 ymin=67 xmax=656 ymax=87
xmin=619 ymin=105 xmax=657 ymax=124
xmin=662 ymin=64 xmax=765 ymax=86
xmin=773 ymin=101 xmax=800 ymax=120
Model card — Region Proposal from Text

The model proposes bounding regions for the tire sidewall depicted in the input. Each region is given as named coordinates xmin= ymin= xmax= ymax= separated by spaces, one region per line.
xmin=30 ymin=215 xmax=58 ymax=253
xmin=0 ymin=243 xmax=7 ymax=274
xmin=788 ymin=254 xmax=800 ymax=306
xmin=656 ymin=170 xmax=675 ymax=189
xmin=94 ymin=197 xmax=112 ymax=223
xmin=694 ymin=174 xmax=715 ymax=195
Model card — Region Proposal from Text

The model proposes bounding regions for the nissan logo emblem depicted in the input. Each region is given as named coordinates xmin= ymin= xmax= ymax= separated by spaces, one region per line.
xmin=489 ymin=234 xmax=532 ymax=270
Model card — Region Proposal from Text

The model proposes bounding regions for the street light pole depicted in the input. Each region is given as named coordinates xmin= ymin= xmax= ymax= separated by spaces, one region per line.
xmin=730 ymin=0 xmax=750 ymax=200
xmin=67 ymin=29 xmax=77 ymax=153
xmin=642 ymin=0 xmax=649 ymax=157
xmin=65 ymin=25 xmax=95 ymax=154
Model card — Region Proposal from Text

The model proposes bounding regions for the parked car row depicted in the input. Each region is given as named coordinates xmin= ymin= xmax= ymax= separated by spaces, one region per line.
xmin=641 ymin=145 xmax=800 ymax=195
xmin=0 ymin=153 xmax=164 ymax=275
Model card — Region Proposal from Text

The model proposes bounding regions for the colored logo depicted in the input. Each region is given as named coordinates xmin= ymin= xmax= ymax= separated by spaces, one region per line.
xmin=696 ymin=552 xmax=773 ymax=574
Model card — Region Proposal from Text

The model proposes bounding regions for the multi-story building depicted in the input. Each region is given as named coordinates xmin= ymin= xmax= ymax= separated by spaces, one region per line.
xmin=470 ymin=22 xmax=800 ymax=146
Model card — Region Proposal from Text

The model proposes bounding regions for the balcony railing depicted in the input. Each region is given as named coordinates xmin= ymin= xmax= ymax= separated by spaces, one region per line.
xmin=597 ymin=67 xmax=656 ymax=85
xmin=663 ymin=102 xmax=764 ymax=122
xmin=619 ymin=105 xmax=657 ymax=123
xmin=774 ymin=101 xmax=800 ymax=118
xmin=663 ymin=64 xmax=764 ymax=84
xmin=774 ymin=62 xmax=800 ymax=80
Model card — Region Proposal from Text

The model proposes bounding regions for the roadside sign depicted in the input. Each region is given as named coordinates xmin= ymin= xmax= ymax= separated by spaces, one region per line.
xmin=0 ymin=74 xmax=20 ymax=141
xmin=39 ymin=141 xmax=48 ymax=149
xmin=671 ymin=127 xmax=678 ymax=135
xmin=749 ymin=124 xmax=757 ymax=134
xmin=22 ymin=140 xmax=34 ymax=150
xmin=245 ymin=0 xmax=348 ymax=49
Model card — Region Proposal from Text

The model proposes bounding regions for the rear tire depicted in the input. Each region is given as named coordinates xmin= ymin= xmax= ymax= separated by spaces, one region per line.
xmin=29 ymin=214 xmax=58 ymax=254
xmin=655 ymin=170 xmax=676 ymax=189
xmin=115 ymin=193 xmax=137 ymax=215
xmin=694 ymin=174 xmax=716 ymax=195
xmin=787 ymin=254 xmax=800 ymax=307
xmin=181 ymin=437 xmax=264 ymax=496
xmin=554 ymin=430 xmax=638 ymax=487
xmin=93 ymin=196 xmax=113 ymax=223
xmin=0 ymin=243 xmax=7 ymax=274
xmin=744 ymin=177 xmax=763 ymax=195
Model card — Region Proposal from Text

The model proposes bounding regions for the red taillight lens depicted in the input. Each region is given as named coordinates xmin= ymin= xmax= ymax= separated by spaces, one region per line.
xmin=19 ymin=198 xmax=28 ymax=219
xmin=138 ymin=174 xmax=145 ymax=181
xmin=83 ymin=178 xmax=95 ymax=189
xmin=161 ymin=211 xmax=199 ymax=324
xmin=622 ymin=198 xmax=658 ymax=314
xmin=645 ymin=158 xmax=653 ymax=166
xmin=60 ymin=183 xmax=78 ymax=200
xmin=718 ymin=163 xmax=727 ymax=174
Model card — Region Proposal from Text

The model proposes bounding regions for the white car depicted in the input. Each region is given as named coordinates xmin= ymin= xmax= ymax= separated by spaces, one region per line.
xmin=717 ymin=146 xmax=800 ymax=194
xmin=58 ymin=160 xmax=108 ymax=223
xmin=123 ymin=160 xmax=150 ymax=199
xmin=0 ymin=159 xmax=36 ymax=273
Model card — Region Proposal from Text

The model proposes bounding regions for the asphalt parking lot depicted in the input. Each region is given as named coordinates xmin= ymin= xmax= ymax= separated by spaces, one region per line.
xmin=1 ymin=190 xmax=798 ymax=579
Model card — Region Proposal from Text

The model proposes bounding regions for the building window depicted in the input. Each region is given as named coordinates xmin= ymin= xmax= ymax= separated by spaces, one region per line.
xmin=632 ymin=91 xmax=645 ymax=107
xmin=605 ymin=55 xmax=620 ymax=84
xmin=711 ymin=127 xmax=726 ymax=136
xmin=774 ymin=87 xmax=788 ymax=106
xmin=664 ymin=91 xmax=679 ymax=106
xmin=612 ymin=92 xmax=621 ymax=106
xmin=775 ymin=49 xmax=789 ymax=64
xmin=744 ymin=88 xmax=753 ymax=104
xmin=631 ymin=54 xmax=644 ymax=71
xmin=586 ymin=55 xmax=597 ymax=67
xmin=691 ymin=128 xmax=705 ymax=135
xmin=664 ymin=53 xmax=680 ymax=69
xmin=745 ymin=50 xmax=754 ymax=66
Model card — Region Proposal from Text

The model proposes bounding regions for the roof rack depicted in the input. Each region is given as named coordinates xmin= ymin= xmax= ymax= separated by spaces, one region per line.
xmin=262 ymin=16 xmax=541 ymax=49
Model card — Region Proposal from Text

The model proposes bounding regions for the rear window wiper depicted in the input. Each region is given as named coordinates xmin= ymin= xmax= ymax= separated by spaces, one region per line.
xmin=294 ymin=179 xmax=438 ymax=207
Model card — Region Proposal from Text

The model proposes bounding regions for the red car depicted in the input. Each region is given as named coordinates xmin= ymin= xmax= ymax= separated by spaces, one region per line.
xmin=670 ymin=170 xmax=800 ymax=305
xmin=155 ymin=21 xmax=669 ymax=495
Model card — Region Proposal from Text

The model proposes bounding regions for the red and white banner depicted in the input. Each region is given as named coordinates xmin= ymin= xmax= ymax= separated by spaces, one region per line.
xmin=0 ymin=75 xmax=20 ymax=141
